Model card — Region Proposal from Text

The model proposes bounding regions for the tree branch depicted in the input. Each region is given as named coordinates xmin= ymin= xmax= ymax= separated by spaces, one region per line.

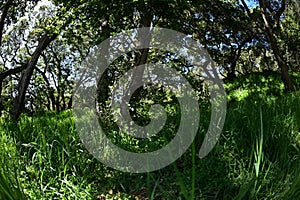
xmin=0 ymin=0 xmax=13 ymax=47
xmin=0 ymin=62 xmax=28 ymax=80
xmin=275 ymin=0 xmax=287 ymax=25
xmin=240 ymin=0 xmax=252 ymax=17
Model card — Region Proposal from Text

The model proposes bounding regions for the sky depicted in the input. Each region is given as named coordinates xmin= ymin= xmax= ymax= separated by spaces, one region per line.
xmin=245 ymin=0 xmax=259 ymax=8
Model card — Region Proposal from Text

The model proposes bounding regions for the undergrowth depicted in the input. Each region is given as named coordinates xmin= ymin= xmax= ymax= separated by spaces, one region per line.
xmin=0 ymin=73 xmax=300 ymax=199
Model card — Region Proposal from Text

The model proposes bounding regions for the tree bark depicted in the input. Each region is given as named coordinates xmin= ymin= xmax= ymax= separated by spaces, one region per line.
xmin=11 ymin=31 xmax=57 ymax=120
xmin=34 ymin=66 xmax=56 ymax=110
xmin=128 ymin=0 xmax=152 ymax=87
xmin=120 ymin=0 xmax=152 ymax=118
xmin=0 ymin=0 xmax=13 ymax=46
xmin=259 ymin=0 xmax=296 ymax=91
xmin=241 ymin=0 xmax=296 ymax=91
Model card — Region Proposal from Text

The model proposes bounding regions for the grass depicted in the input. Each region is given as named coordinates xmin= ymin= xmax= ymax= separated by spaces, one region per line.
xmin=0 ymin=123 xmax=25 ymax=200
xmin=0 ymin=73 xmax=300 ymax=199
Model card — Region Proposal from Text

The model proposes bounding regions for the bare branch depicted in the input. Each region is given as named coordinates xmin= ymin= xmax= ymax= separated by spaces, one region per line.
xmin=240 ymin=0 xmax=252 ymax=17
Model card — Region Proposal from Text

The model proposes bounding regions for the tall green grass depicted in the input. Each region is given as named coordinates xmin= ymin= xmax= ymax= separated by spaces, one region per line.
xmin=0 ymin=120 xmax=25 ymax=200
xmin=0 ymin=112 xmax=95 ymax=199
xmin=0 ymin=73 xmax=299 ymax=199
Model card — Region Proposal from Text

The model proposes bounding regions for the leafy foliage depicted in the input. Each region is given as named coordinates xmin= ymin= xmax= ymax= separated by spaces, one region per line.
xmin=1 ymin=75 xmax=300 ymax=198
xmin=0 ymin=0 xmax=299 ymax=199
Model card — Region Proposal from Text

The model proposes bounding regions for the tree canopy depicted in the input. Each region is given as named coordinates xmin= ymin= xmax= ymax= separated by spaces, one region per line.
xmin=0 ymin=0 xmax=299 ymax=119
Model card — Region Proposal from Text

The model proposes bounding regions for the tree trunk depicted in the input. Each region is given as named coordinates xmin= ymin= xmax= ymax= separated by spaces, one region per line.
xmin=279 ymin=55 xmax=296 ymax=91
xmin=0 ymin=63 xmax=28 ymax=116
xmin=259 ymin=0 xmax=296 ymax=91
xmin=0 ymin=0 xmax=13 ymax=46
xmin=34 ymin=66 xmax=56 ymax=110
xmin=11 ymin=32 xmax=57 ymax=120
xmin=265 ymin=23 xmax=296 ymax=91
xmin=67 ymin=95 xmax=72 ymax=109
xmin=120 ymin=1 xmax=152 ymax=117
xmin=0 ymin=79 xmax=3 ymax=116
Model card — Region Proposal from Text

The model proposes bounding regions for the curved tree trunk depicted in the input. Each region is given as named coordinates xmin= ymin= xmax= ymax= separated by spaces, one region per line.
xmin=0 ymin=0 xmax=13 ymax=47
xmin=11 ymin=32 xmax=57 ymax=120
xmin=259 ymin=0 xmax=296 ymax=91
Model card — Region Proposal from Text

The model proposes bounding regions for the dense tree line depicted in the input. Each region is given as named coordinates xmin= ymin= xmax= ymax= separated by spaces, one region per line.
xmin=0 ymin=0 xmax=299 ymax=120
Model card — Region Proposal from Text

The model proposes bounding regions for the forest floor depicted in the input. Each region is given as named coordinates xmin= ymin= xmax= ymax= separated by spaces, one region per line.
xmin=1 ymin=72 xmax=300 ymax=199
